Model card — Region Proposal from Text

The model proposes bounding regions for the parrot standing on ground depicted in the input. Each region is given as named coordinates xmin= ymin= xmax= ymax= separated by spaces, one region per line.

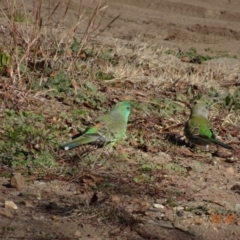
xmin=184 ymin=101 xmax=232 ymax=149
xmin=59 ymin=101 xmax=131 ymax=153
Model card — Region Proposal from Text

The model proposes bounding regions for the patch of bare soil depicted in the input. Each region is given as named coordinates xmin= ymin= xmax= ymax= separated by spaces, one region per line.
xmin=103 ymin=0 xmax=240 ymax=57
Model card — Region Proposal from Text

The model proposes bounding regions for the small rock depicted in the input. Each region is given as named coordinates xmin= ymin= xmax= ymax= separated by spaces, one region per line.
xmin=157 ymin=220 xmax=174 ymax=229
xmin=51 ymin=215 xmax=57 ymax=220
xmin=23 ymin=200 xmax=34 ymax=208
xmin=177 ymin=211 xmax=184 ymax=217
xmin=147 ymin=220 xmax=155 ymax=224
xmin=174 ymin=219 xmax=192 ymax=232
xmin=0 ymin=208 xmax=14 ymax=218
xmin=153 ymin=203 xmax=164 ymax=209
xmin=226 ymin=167 xmax=234 ymax=175
xmin=211 ymin=159 xmax=220 ymax=166
xmin=111 ymin=195 xmax=121 ymax=203
xmin=193 ymin=218 xmax=204 ymax=225
xmin=10 ymin=173 xmax=25 ymax=189
xmin=235 ymin=204 xmax=240 ymax=213
xmin=173 ymin=206 xmax=184 ymax=211
xmin=74 ymin=230 xmax=82 ymax=237
xmin=5 ymin=200 xmax=18 ymax=210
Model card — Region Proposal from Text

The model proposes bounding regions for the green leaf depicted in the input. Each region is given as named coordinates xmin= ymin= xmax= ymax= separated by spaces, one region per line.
xmin=133 ymin=174 xmax=152 ymax=183
xmin=84 ymin=81 xmax=97 ymax=92
xmin=100 ymin=49 xmax=112 ymax=60
xmin=141 ymin=163 xmax=152 ymax=172
xmin=96 ymin=71 xmax=114 ymax=81
xmin=70 ymin=37 xmax=80 ymax=53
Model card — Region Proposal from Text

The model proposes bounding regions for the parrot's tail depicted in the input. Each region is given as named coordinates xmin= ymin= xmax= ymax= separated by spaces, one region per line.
xmin=59 ymin=140 xmax=80 ymax=150
xmin=59 ymin=140 xmax=99 ymax=156
xmin=212 ymin=139 xmax=233 ymax=150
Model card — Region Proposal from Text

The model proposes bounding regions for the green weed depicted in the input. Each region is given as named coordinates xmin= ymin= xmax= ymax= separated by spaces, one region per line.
xmin=0 ymin=48 xmax=11 ymax=75
xmin=96 ymin=71 xmax=114 ymax=81
xmin=0 ymin=109 xmax=59 ymax=169
xmin=13 ymin=10 xmax=25 ymax=22
xmin=186 ymin=204 xmax=209 ymax=215
xmin=165 ymin=47 xmax=212 ymax=63
xmin=133 ymin=173 xmax=153 ymax=183
xmin=163 ymin=163 xmax=188 ymax=175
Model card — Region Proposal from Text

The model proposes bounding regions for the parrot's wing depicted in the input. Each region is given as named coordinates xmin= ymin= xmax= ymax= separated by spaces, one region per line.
xmin=59 ymin=123 xmax=109 ymax=150
xmin=189 ymin=117 xmax=213 ymax=139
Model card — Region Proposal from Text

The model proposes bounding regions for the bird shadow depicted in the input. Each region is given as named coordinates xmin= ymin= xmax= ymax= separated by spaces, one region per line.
xmin=164 ymin=132 xmax=193 ymax=148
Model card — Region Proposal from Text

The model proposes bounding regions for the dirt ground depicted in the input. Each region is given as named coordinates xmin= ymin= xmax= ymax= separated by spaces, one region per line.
xmin=0 ymin=0 xmax=240 ymax=239
xmin=40 ymin=0 xmax=240 ymax=57
xmin=73 ymin=0 xmax=240 ymax=57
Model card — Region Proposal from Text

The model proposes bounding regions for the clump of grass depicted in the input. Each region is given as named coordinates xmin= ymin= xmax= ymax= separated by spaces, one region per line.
xmin=166 ymin=47 xmax=238 ymax=64
xmin=165 ymin=47 xmax=213 ymax=63
xmin=13 ymin=10 xmax=25 ymax=22
xmin=0 ymin=47 xmax=11 ymax=75
xmin=0 ymin=109 xmax=60 ymax=169
xmin=0 ymin=0 xmax=112 ymax=172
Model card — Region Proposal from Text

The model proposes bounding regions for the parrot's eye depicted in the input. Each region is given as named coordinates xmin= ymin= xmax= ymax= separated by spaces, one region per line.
xmin=126 ymin=106 xmax=130 ymax=110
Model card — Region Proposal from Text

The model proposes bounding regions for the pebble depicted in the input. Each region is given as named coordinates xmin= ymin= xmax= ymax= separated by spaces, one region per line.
xmin=74 ymin=230 xmax=82 ymax=237
xmin=153 ymin=203 xmax=164 ymax=209
xmin=10 ymin=173 xmax=25 ymax=190
xmin=193 ymin=218 xmax=204 ymax=225
xmin=5 ymin=200 xmax=18 ymax=210
xmin=234 ymin=204 xmax=240 ymax=213
xmin=51 ymin=215 xmax=57 ymax=220
xmin=173 ymin=206 xmax=184 ymax=211
xmin=174 ymin=219 xmax=192 ymax=232
xmin=23 ymin=200 xmax=34 ymax=208
xmin=177 ymin=211 xmax=184 ymax=217
xmin=226 ymin=167 xmax=234 ymax=175
xmin=147 ymin=220 xmax=155 ymax=224
xmin=157 ymin=220 xmax=174 ymax=229
xmin=111 ymin=195 xmax=121 ymax=203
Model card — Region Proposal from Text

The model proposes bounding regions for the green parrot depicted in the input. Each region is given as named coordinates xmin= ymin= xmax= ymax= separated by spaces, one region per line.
xmin=59 ymin=101 xmax=131 ymax=153
xmin=184 ymin=101 xmax=232 ymax=149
